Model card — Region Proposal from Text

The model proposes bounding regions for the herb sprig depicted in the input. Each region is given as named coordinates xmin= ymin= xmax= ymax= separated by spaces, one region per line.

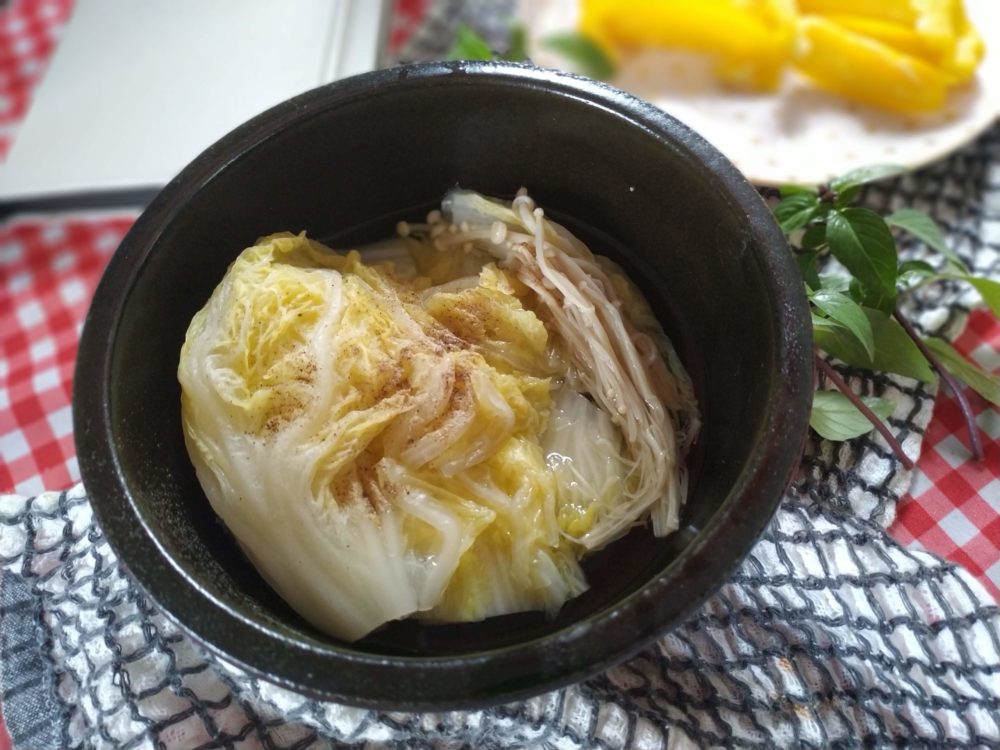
xmin=776 ymin=165 xmax=1000 ymax=466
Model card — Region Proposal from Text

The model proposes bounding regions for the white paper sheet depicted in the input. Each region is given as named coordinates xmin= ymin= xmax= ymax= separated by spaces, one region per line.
xmin=0 ymin=0 xmax=388 ymax=202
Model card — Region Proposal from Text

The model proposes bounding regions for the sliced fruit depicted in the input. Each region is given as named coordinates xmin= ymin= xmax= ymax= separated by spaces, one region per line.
xmin=793 ymin=16 xmax=952 ymax=112
xmin=823 ymin=13 xmax=948 ymax=60
xmin=579 ymin=0 xmax=795 ymax=90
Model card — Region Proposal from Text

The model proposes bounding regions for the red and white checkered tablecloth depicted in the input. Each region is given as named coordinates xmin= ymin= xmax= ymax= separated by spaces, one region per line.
xmin=0 ymin=0 xmax=70 ymax=160
xmin=0 ymin=215 xmax=136 ymax=494
xmin=890 ymin=309 xmax=1000 ymax=600
xmin=0 ymin=0 xmax=998 ymax=615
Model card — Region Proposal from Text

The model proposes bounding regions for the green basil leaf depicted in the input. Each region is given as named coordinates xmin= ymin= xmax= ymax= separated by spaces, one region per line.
xmin=965 ymin=276 xmax=1000 ymax=318
xmin=830 ymin=164 xmax=906 ymax=192
xmin=811 ymin=202 xmax=835 ymax=223
xmin=848 ymin=278 xmax=866 ymax=303
xmin=937 ymin=272 xmax=1000 ymax=317
xmin=819 ymin=273 xmax=851 ymax=292
xmin=945 ymin=257 xmax=969 ymax=273
xmin=897 ymin=259 xmax=936 ymax=276
xmin=885 ymin=208 xmax=964 ymax=268
xmin=826 ymin=208 xmax=898 ymax=312
xmin=812 ymin=313 xmax=843 ymax=332
xmin=896 ymin=259 xmax=937 ymax=287
xmin=835 ymin=184 xmax=861 ymax=207
xmin=446 ymin=23 xmax=495 ymax=60
xmin=809 ymin=289 xmax=875 ymax=360
xmin=813 ymin=307 xmax=936 ymax=382
xmin=780 ymin=184 xmax=818 ymax=197
xmin=923 ymin=337 xmax=1000 ymax=407
xmin=810 ymin=390 xmax=895 ymax=441
xmin=540 ymin=32 xmax=616 ymax=80
xmin=775 ymin=193 xmax=820 ymax=234
xmin=505 ymin=24 xmax=528 ymax=61
xmin=801 ymin=223 xmax=827 ymax=250
xmin=797 ymin=251 xmax=821 ymax=291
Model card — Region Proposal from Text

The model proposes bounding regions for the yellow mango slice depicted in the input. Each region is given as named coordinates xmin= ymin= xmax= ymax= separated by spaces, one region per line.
xmin=798 ymin=0 xmax=958 ymax=54
xmin=796 ymin=0 xmax=919 ymax=25
xmin=582 ymin=0 xmax=780 ymax=57
xmin=578 ymin=0 xmax=621 ymax=62
xmin=577 ymin=0 xmax=983 ymax=110
xmin=912 ymin=0 xmax=960 ymax=55
xmin=942 ymin=6 xmax=986 ymax=82
xmin=579 ymin=0 xmax=795 ymax=90
xmin=794 ymin=16 xmax=951 ymax=112
xmin=801 ymin=4 xmax=981 ymax=85
xmin=823 ymin=14 xmax=947 ymax=59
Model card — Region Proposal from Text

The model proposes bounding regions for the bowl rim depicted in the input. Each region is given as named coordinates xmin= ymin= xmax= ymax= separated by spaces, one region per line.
xmin=74 ymin=59 xmax=813 ymax=710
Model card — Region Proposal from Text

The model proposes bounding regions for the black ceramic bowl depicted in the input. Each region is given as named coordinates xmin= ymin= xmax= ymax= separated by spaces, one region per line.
xmin=75 ymin=61 xmax=811 ymax=710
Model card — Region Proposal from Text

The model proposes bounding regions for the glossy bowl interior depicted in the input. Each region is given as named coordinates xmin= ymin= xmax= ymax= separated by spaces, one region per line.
xmin=75 ymin=61 xmax=812 ymax=710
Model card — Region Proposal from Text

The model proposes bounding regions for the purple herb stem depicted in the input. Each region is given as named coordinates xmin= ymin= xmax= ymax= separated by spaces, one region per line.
xmin=892 ymin=308 xmax=984 ymax=462
xmin=814 ymin=353 xmax=914 ymax=471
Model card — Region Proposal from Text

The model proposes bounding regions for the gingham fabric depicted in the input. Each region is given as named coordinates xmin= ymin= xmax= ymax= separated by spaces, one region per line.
xmin=387 ymin=0 xmax=429 ymax=62
xmin=2 ymin=0 xmax=1000 ymax=747
xmin=891 ymin=309 xmax=1000 ymax=601
xmin=0 ymin=0 xmax=69 ymax=160
xmin=0 ymin=216 xmax=136 ymax=495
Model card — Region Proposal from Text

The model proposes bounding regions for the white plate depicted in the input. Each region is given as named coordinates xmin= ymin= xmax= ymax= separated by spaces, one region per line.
xmin=520 ymin=0 xmax=1000 ymax=186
